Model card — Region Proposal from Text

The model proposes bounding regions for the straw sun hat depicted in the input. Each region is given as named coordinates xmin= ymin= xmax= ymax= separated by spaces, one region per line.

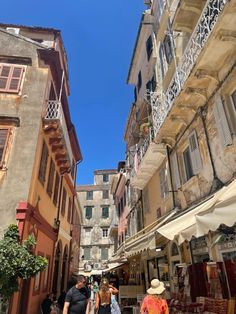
xmin=147 ymin=279 xmax=165 ymax=295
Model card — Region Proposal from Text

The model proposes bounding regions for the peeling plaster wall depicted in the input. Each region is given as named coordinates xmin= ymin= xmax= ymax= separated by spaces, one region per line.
xmin=77 ymin=171 xmax=117 ymax=268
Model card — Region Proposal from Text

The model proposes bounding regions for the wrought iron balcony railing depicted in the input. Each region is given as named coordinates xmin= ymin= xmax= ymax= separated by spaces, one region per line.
xmin=151 ymin=0 xmax=228 ymax=137
xmin=43 ymin=100 xmax=73 ymax=166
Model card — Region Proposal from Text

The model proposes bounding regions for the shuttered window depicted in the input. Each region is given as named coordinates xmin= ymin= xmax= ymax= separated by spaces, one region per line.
xmin=183 ymin=147 xmax=193 ymax=182
xmin=101 ymin=247 xmax=108 ymax=260
xmin=0 ymin=64 xmax=24 ymax=93
xmin=67 ymin=197 xmax=72 ymax=223
xmin=61 ymin=187 xmax=67 ymax=216
xmin=102 ymin=206 xmax=109 ymax=218
xmin=103 ymin=190 xmax=109 ymax=199
xmin=189 ymin=130 xmax=202 ymax=175
xmin=84 ymin=247 xmax=91 ymax=260
xmin=137 ymin=71 xmax=142 ymax=92
xmin=86 ymin=191 xmax=93 ymax=200
xmin=85 ymin=206 xmax=93 ymax=219
xmin=46 ymin=159 xmax=55 ymax=197
xmin=159 ymin=167 xmax=169 ymax=199
xmin=170 ymin=152 xmax=181 ymax=189
xmin=53 ymin=172 xmax=60 ymax=205
xmin=146 ymin=35 xmax=153 ymax=61
xmin=38 ymin=142 xmax=49 ymax=185
xmin=0 ymin=128 xmax=9 ymax=165
xmin=213 ymin=95 xmax=232 ymax=147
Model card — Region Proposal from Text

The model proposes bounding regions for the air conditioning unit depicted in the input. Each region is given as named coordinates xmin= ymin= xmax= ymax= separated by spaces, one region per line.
xmin=6 ymin=27 xmax=20 ymax=34
xmin=84 ymin=264 xmax=92 ymax=271
xmin=93 ymin=263 xmax=101 ymax=270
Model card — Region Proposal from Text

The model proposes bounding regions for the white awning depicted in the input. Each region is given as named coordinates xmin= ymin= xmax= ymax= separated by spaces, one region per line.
xmin=104 ymin=262 xmax=126 ymax=272
xmin=157 ymin=179 xmax=236 ymax=244
xmin=123 ymin=208 xmax=178 ymax=257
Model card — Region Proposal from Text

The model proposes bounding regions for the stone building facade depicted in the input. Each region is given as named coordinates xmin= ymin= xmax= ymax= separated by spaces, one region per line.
xmin=77 ymin=169 xmax=118 ymax=275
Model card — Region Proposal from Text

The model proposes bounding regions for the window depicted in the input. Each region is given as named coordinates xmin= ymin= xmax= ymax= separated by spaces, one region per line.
xmin=102 ymin=206 xmax=109 ymax=218
xmin=84 ymin=247 xmax=91 ymax=260
xmin=102 ymin=228 xmax=108 ymax=238
xmin=85 ymin=206 xmax=93 ymax=219
xmin=137 ymin=71 xmax=142 ymax=92
xmin=183 ymin=147 xmax=193 ymax=182
xmin=146 ymin=35 xmax=153 ymax=60
xmin=170 ymin=152 xmax=181 ymax=190
xmin=53 ymin=172 xmax=60 ymax=205
xmin=159 ymin=43 xmax=168 ymax=78
xmin=159 ymin=167 xmax=169 ymax=199
xmin=189 ymin=130 xmax=202 ymax=174
xmin=0 ymin=63 xmax=24 ymax=93
xmin=163 ymin=33 xmax=173 ymax=65
xmin=213 ymin=95 xmax=232 ymax=147
xmin=101 ymin=247 xmax=108 ymax=260
xmin=46 ymin=159 xmax=55 ymax=197
xmin=86 ymin=191 xmax=93 ymax=200
xmin=103 ymin=190 xmax=109 ymax=199
xmin=38 ymin=141 xmax=48 ymax=185
xmin=103 ymin=173 xmax=109 ymax=182
xmin=61 ymin=187 xmax=67 ymax=216
xmin=67 ymin=197 xmax=72 ymax=223
xmin=0 ymin=128 xmax=9 ymax=166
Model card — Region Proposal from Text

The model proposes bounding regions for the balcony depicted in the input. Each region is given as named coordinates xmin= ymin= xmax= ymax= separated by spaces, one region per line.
xmin=171 ymin=0 xmax=206 ymax=31
xmin=152 ymin=0 xmax=229 ymax=137
xmin=42 ymin=100 xmax=73 ymax=174
xmin=129 ymin=128 xmax=166 ymax=190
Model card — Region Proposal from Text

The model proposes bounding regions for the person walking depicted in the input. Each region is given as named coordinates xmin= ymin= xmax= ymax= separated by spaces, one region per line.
xmin=41 ymin=293 xmax=53 ymax=314
xmin=63 ymin=275 xmax=90 ymax=314
xmin=140 ymin=279 xmax=169 ymax=314
xmin=109 ymin=283 xmax=120 ymax=314
xmin=94 ymin=278 xmax=114 ymax=314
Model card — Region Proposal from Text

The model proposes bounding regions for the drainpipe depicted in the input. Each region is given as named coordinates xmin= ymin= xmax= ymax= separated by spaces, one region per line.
xmin=199 ymin=107 xmax=223 ymax=192
xmin=166 ymin=145 xmax=176 ymax=209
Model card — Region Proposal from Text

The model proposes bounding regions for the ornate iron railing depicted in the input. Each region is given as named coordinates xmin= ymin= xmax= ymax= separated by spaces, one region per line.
xmin=152 ymin=0 xmax=228 ymax=136
xmin=44 ymin=100 xmax=73 ymax=165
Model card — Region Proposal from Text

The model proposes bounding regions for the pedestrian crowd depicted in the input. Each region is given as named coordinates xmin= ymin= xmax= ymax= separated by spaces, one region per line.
xmin=41 ymin=275 xmax=169 ymax=314
xmin=40 ymin=275 xmax=121 ymax=314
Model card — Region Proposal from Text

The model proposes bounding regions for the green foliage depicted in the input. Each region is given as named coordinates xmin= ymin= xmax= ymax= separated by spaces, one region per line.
xmin=0 ymin=224 xmax=48 ymax=298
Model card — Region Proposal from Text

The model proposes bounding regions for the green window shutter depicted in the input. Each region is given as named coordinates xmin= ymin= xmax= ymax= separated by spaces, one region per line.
xmin=102 ymin=207 xmax=109 ymax=218
xmin=85 ymin=206 xmax=92 ymax=219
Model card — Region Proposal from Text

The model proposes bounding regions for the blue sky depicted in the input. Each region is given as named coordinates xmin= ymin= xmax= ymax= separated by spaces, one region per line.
xmin=1 ymin=0 xmax=145 ymax=184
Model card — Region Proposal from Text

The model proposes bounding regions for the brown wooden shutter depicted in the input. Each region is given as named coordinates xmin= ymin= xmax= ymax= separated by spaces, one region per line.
xmin=67 ymin=198 xmax=72 ymax=223
xmin=61 ymin=188 xmax=67 ymax=216
xmin=38 ymin=142 xmax=49 ymax=185
xmin=46 ymin=159 xmax=55 ymax=197
xmin=8 ymin=66 xmax=24 ymax=92
xmin=53 ymin=172 xmax=60 ymax=205
xmin=0 ymin=129 xmax=9 ymax=164
xmin=0 ymin=64 xmax=24 ymax=93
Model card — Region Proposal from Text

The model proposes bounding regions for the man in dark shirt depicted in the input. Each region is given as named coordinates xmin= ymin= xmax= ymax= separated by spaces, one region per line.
xmin=63 ymin=275 xmax=90 ymax=314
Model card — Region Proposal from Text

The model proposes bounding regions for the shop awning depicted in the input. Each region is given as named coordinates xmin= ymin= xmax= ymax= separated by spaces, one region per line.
xmin=123 ymin=208 xmax=178 ymax=257
xmin=104 ymin=262 xmax=125 ymax=272
xmin=157 ymin=179 xmax=236 ymax=244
